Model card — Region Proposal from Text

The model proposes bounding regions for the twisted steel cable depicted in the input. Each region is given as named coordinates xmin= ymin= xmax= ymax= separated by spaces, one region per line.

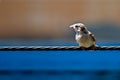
xmin=0 ymin=46 xmax=120 ymax=51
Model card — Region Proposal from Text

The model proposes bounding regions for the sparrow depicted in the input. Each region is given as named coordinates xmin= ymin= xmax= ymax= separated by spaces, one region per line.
xmin=69 ymin=23 xmax=96 ymax=49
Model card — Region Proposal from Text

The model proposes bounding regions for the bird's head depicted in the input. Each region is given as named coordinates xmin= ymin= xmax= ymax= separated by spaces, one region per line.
xmin=69 ymin=23 xmax=88 ymax=34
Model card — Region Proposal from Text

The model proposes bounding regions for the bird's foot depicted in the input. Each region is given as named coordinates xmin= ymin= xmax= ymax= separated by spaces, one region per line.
xmin=88 ymin=45 xmax=97 ymax=50
xmin=80 ymin=46 xmax=86 ymax=50
xmin=80 ymin=45 xmax=97 ymax=50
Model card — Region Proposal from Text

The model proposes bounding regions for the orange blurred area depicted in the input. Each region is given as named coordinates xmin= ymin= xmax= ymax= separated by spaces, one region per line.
xmin=0 ymin=0 xmax=120 ymax=40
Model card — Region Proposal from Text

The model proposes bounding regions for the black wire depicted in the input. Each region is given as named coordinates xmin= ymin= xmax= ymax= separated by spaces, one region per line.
xmin=0 ymin=46 xmax=120 ymax=51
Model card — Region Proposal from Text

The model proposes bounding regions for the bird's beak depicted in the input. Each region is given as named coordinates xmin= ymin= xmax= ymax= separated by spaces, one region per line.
xmin=69 ymin=25 xmax=74 ymax=28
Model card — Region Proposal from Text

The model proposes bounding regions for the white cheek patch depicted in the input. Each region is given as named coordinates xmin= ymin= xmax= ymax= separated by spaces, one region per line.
xmin=77 ymin=29 xmax=80 ymax=31
xmin=77 ymin=27 xmax=81 ymax=31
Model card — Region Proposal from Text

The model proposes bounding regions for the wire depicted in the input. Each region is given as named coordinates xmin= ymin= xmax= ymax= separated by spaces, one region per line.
xmin=0 ymin=46 xmax=120 ymax=51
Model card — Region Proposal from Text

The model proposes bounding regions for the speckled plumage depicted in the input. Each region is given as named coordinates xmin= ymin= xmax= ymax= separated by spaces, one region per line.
xmin=69 ymin=23 xmax=96 ymax=48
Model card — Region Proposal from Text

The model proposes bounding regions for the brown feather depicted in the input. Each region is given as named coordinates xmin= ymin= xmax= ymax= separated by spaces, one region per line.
xmin=89 ymin=33 xmax=96 ymax=42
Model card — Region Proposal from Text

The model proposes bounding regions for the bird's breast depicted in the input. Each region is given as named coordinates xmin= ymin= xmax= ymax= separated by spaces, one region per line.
xmin=76 ymin=34 xmax=95 ymax=48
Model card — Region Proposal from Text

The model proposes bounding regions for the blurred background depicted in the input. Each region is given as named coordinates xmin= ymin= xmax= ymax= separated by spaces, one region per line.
xmin=0 ymin=0 xmax=120 ymax=80
xmin=0 ymin=0 xmax=120 ymax=46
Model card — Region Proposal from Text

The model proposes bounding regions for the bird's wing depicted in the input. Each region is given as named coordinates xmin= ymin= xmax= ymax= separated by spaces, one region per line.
xmin=89 ymin=33 xmax=96 ymax=42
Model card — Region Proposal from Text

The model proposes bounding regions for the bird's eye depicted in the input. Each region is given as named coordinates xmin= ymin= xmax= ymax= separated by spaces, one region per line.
xmin=75 ymin=25 xmax=79 ymax=28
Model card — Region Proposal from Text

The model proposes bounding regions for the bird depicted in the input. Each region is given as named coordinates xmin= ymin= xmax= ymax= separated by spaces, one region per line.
xmin=69 ymin=23 xmax=96 ymax=49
